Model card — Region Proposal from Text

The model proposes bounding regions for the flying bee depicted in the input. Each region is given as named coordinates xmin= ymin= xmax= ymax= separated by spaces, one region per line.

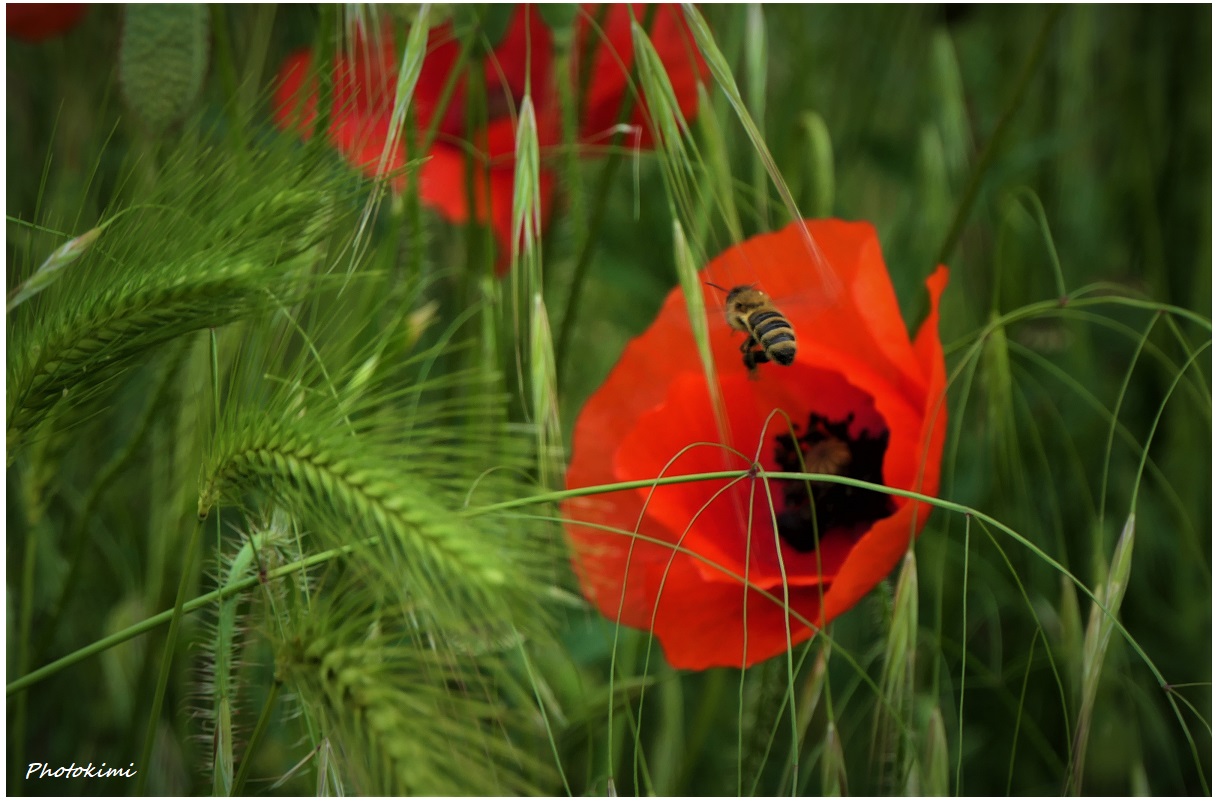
xmin=706 ymin=283 xmax=796 ymax=377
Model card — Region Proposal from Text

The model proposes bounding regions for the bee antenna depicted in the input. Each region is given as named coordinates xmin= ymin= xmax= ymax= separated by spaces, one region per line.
xmin=704 ymin=281 xmax=728 ymax=293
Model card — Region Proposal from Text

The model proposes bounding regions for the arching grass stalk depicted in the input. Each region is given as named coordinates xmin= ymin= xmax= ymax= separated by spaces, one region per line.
xmin=1009 ymin=335 xmax=1206 ymax=539
xmin=9 ymin=467 xmax=1185 ymax=762
xmin=6 ymin=545 xmax=353 ymax=698
xmin=943 ymin=291 xmax=1211 ymax=359
xmin=740 ymin=642 xmax=820 ymax=796
xmin=1095 ymin=314 xmax=1159 ymax=535
xmin=479 ymin=470 xmax=1177 ymax=695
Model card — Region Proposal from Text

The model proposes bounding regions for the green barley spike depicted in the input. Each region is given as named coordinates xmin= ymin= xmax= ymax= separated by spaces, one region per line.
xmin=798 ymin=112 xmax=835 ymax=218
xmin=694 ymin=84 xmax=743 ymax=242
xmin=744 ymin=5 xmax=769 ymax=227
xmin=7 ymin=227 xmax=101 ymax=314
xmin=922 ymin=705 xmax=950 ymax=795
xmin=529 ymin=293 xmax=561 ymax=486
xmin=120 ymin=4 xmax=210 ymax=136
xmin=1058 ymin=569 xmax=1084 ymax=701
xmin=273 ymin=590 xmax=553 ymax=794
xmin=511 ymin=95 xmax=543 ymax=278
xmin=1069 ymin=513 xmax=1135 ymax=793
xmin=674 ymin=221 xmax=729 ymax=445
xmin=821 ymin=721 xmax=848 ymax=796
xmin=875 ymin=551 xmax=919 ymax=789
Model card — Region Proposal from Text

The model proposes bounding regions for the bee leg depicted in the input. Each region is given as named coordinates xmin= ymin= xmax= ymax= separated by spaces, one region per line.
xmin=742 ymin=344 xmax=769 ymax=379
xmin=740 ymin=335 xmax=773 ymax=379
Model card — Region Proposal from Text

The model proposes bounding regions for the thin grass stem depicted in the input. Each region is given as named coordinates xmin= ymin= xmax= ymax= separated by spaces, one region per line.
xmin=935 ymin=6 xmax=1063 ymax=266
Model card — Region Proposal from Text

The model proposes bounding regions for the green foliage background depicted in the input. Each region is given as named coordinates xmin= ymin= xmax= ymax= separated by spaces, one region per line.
xmin=6 ymin=4 xmax=1210 ymax=796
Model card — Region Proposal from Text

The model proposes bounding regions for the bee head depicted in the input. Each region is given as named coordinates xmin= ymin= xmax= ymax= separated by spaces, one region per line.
xmin=705 ymin=281 xmax=762 ymax=304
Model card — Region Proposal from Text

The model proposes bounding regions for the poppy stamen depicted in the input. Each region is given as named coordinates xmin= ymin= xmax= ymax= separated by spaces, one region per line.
xmin=772 ymin=411 xmax=896 ymax=553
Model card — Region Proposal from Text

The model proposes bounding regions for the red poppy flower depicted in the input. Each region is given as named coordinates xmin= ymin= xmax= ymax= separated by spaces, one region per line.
xmin=563 ymin=220 xmax=949 ymax=670
xmin=272 ymin=4 xmax=705 ymax=273
xmin=7 ymin=4 xmax=86 ymax=42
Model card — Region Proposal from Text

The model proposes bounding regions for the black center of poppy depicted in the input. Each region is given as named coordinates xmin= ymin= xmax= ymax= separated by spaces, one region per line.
xmin=771 ymin=412 xmax=896 ymax=553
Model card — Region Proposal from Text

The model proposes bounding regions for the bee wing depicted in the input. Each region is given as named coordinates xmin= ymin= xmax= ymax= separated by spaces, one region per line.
xmin=679 ymin=262 xmax=831 ymax=367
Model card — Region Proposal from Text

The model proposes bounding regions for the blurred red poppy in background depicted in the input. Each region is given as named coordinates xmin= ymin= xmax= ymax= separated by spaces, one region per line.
xmin=7 ymin=4 xmax=87 ymax=42
xmin=273 ymin=4 xmax=705 ymax=272
xmin=563 ymin=220 xmax=949 ymax=670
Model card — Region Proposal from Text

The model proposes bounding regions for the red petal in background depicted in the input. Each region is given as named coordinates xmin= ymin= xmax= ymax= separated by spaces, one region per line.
xmin=418 ymin=143 xmax=555 ymax=275
xmin=7 ymin=4 xmax=87 ymax=42
xmin=270 ymin=4 xmax=704 ymax=271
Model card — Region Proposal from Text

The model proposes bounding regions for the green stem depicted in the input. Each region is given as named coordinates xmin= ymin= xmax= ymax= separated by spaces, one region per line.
xmin=404 ymin=103 xmax=424 ymax=283
xmin=553 ymin=152 xmax=627 ymax=373
xmin=307 ymin=5 xmax=337 ymax=150
xmin=210 ymin=5 xmax=245 ymax=154
xmin=576 ymin=6 xmax=612 ymax=116
xmin=11 ymin=515 xmax=39 ymax=790
xmin=935 ymin=6 xmax=1062 ymax=266
xmin=551 ymin=40 xmax=586 ymax=292
xmin=674 ymin=670 xmax=727 ymax=789
xmin=555 ymin=6 xmax=659 ymax=376
xmin=418 ymin=31 xmax=474 ymax=156
xmin=230 ymin=679 xmax=282 ymax=796
xmin=741 ymin=660 xmax=789 ymax=794
xmin=135 ymin=519 xmax=203 ymax=795
xmin=34 ymin=344 xmax=186 ymax=663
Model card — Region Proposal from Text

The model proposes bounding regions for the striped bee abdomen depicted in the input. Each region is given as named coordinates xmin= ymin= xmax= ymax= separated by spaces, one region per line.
xmin=748 ymin=309 xmax=796 ymax=365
